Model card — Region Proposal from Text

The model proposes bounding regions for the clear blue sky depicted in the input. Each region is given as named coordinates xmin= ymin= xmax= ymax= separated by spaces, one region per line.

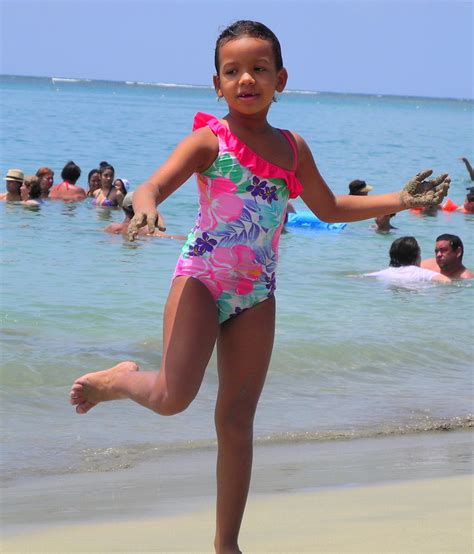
xmin=1 ymin=0 xmax=472 ymax=99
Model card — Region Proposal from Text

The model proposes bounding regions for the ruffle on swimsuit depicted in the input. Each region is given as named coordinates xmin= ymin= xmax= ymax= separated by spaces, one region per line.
xmin=193 ymin=112 xmax=303 ymax=199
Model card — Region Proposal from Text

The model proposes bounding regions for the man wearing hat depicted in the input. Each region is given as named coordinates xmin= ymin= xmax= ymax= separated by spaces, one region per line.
xmin=1 ymin=169 xmax=24 ymax=201
xmin=348 ymin=179 xmax=373 ymax=196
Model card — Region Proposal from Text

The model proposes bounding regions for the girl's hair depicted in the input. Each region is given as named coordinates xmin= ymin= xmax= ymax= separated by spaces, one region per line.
xmin=23 ymin=175 xmax=42 ymax=199
xmin=61 ymin=161 xmax=81 ymax=183
xmin=114 ymin=179 xmax=127 ymax=195
xmin=88 ymin=168 xmax=100 ymax=182
xmin=99 ymin=163 xmax=115 ymax=175
xmin=389 ymin=236 xmax=420 ymax=267
xmin=36 ymin=166 xmax=54 ymax=178
xmin=214 ymin=20 xmax=283 ymax=73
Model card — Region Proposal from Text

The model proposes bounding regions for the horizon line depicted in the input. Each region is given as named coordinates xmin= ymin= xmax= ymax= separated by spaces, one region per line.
xmin=1 ymin=73 xmax=472 ymax=103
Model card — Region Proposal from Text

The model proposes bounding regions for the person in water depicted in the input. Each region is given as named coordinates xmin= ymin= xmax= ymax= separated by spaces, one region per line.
xmin=70 ymin=20 xmax=450 ymax=554
xmin=35 ymin=166 xmax=54 ymax=198
xmin=1 ymin=169 xmax=24 ymax=201
xmin=348 ymin=179 xmax=373 ymax=196
xmin=372 ymin=213 xmax=397 ymax=232
xmin=20 ymin=175 xmax=42 ymax=205
xmin=421 ymin=234 xmax=473 ymax=279
xmin=86 ymin=168 xmax=101 ymax=197
xmin=49 ymin=161 xmax=86 ymax=201
xmin=459 ymin=187 xmax=474 ymax=213
xmin=92 ymin=163 xmax=124 ymax=207
xmin=104 ymin=192 xmax=185 ymax=239
xmin=365 ymin=236 xmax=450 ymax=283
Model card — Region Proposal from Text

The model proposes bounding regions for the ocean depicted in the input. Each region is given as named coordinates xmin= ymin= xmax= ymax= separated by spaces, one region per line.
xmin=1 ymin=75 xmax=472 ymax=487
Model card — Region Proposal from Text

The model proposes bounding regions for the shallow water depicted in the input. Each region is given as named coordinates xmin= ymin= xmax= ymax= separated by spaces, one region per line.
xmin=0 ymin=76 xmax=472 ymax=484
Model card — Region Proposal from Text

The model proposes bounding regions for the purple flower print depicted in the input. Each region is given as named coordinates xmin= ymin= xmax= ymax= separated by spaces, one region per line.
xmin=246 ymin=177 xmax=279 ymax=204
xmin=246 ymin=176 xmax=268 ymax=198
xmin=264 ymin=272 xmax=276 ymax=294
xmin=265 ymin=185 xmax=278 ymax=204
xmin=189 ymin=232 xmax=218 ymax=256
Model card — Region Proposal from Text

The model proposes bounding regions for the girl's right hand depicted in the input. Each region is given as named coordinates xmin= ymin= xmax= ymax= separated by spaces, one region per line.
xmin=127 ymin=211 xmax=166 ymax=241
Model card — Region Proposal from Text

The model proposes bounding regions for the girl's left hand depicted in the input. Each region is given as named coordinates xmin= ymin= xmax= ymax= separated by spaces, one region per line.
xmin=400 ymin=170 xmax=450 ymax=208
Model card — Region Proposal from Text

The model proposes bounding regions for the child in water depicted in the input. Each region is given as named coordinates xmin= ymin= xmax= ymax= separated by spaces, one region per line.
xmin=70 ymin=20 xmax=450 ymax=553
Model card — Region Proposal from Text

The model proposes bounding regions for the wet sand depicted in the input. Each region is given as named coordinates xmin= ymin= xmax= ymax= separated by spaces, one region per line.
xmin=2 ymin=430 xmax=472 ymax=552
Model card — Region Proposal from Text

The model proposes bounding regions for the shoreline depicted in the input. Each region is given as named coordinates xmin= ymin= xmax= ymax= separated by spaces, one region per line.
xmin=1 ymin=429 xmax=472 ymax=550
xmin=2 ymin=476 xmax=471 ymax=553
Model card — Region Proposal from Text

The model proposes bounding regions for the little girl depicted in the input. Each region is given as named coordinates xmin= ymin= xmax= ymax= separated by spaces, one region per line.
xmin=70 ymin=20 xmax=449 ymax=553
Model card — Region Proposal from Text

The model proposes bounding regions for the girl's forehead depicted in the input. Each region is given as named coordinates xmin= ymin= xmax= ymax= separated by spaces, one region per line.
xmin=219 ymin=36 xmax=274 ymax=59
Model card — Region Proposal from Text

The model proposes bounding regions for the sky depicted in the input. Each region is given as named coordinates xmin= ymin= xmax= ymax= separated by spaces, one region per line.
xmin=1 ymin=0 xmax=473 ymax=99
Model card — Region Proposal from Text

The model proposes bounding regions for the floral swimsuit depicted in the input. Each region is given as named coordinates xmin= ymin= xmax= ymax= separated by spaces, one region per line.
xmin=173 ymin=112 xmax=303 ymax=323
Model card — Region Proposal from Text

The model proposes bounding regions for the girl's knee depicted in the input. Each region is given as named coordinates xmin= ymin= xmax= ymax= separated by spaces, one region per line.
xmin=215 ymin=407 xmax=255 ymax=442
xmin=148 ymin=386 xmax=195 ymax=416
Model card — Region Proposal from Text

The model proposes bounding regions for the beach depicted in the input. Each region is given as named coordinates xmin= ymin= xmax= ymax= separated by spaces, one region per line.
xmin=2 ymin=430 xmax=472 ymax=553
xmin=1 ymin=77 xmax=472 ymax=552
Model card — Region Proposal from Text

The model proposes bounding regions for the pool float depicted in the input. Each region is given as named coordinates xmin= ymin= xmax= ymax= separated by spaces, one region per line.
xmin=286 ymin=212 xmax=347 ymax=231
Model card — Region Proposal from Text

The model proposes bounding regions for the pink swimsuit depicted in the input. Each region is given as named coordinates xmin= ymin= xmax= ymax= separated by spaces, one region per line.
xmin=173 ymin=112 xmax=303 ymax=323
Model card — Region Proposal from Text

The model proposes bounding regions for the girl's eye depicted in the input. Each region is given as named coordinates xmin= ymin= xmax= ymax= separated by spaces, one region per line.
xmin=225 ymin=69 xmax=237 ymax=75
xmin=255 ymin=67 xmax=265 ymax=72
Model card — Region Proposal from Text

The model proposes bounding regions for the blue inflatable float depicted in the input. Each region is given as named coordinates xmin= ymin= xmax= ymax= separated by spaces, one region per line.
xmin=286 ymin=212 xmax=347 ymax=231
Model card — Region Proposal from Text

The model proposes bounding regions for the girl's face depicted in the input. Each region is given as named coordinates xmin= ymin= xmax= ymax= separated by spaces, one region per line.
xmin=114 ymin=179 xmax=126 ymax=194
xmin=89 ymin=172 xmax=101 ymax=190
xmin=214 ymin=36 xmax=287 ymax=115
xmin=101 ymin=169 xmax=114 ymax=187
xmin=39 ymin=173 xmax=54 ymax=193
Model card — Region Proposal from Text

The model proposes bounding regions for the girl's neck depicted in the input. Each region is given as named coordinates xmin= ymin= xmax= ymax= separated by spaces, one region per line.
xmin=225 ymin=108 xmax=272 ymax=134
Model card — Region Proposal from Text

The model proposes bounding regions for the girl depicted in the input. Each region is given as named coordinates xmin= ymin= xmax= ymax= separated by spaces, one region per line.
xmin=86 ymin=168 xmax=101 ymax=197
xmin=92 ymin=163 xmax=124 ymax=207
xmin=70 ymin=20 xmax=449 ymax=553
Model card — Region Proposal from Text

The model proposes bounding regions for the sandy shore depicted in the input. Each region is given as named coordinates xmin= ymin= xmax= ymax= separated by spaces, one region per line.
xmin=2 ymin=475 xmax=471 ymax=553
xmin=2 ymin=430 xmax=472 ymax=553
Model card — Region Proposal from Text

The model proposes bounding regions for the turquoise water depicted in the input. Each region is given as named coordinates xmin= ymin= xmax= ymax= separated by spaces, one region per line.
xmin=1 ymin=76 xmax=473 ymax=483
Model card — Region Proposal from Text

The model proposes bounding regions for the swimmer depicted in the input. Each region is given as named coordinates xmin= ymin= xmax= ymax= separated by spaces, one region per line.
xmin=365 ymin=236 xmax=450 ymax=283
xmin=49 ymin=161 xmax=87 ymax=201
xmin=1 ymin=169 xmax=24 ymax=201
xmin=421 ymin=234 xmax=473 ymax=279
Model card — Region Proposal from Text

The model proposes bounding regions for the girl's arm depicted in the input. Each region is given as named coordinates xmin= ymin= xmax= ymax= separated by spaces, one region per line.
xmin=128 ymin=128 xmax=218 ymax=239
xmin=294 ymin=134 xmax=449 ymax=223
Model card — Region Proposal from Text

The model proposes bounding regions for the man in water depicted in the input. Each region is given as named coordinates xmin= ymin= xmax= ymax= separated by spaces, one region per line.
xmin=421 ymin=234 xmax=473 ymax=279
xmin=365 ymin=236 xmax=450 ymax=283
xmin=458 ymin=187 xmax=474 ymax=214
xmin=1 ymin=169 xmax=24 ymax=201
xmin=348 ymin=179 xmax=373 ymax=196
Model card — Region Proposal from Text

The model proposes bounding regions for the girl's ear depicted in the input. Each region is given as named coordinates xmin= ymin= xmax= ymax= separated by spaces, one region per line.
xmin=276 ymin=68 xmax=288 ymax=93
xmin=213 ymin=74 xmax=223 ymax=98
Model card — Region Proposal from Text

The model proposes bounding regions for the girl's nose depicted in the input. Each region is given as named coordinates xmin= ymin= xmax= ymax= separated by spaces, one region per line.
xmin=239 ymin=71 xmax=255 ymax=85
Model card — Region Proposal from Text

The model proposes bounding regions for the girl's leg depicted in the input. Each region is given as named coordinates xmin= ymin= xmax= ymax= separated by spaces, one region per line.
xmin=70 ymin=277 xmax=219 ymax=415
xmin=213 ymin=296 xmax=275 ymax=554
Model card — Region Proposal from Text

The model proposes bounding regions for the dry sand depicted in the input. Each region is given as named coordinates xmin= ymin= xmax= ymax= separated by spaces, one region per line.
xmin=2 ymin=475 xmax=472 ymax=553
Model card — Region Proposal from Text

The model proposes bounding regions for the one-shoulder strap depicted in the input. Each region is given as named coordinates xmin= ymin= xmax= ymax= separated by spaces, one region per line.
xmin=193 ymin=112 xmax=222 ymax=135
xmin=279 ymin=130 xmax=298 ymax=172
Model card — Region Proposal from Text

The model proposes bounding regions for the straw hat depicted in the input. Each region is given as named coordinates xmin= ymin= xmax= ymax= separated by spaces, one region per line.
xmin=3 ymin=169 xmax=24 ymax=182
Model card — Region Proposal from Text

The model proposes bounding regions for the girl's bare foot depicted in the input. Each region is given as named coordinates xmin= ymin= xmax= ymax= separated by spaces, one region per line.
xmin=69 ymin=361 xmax=139 ymax=414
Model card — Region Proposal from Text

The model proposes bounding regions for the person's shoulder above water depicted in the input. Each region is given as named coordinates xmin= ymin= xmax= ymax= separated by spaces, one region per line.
xmin=365 ymin=236 xmax=451 ymax=283
xmin=49 ymin=161 xmax=86 ymax=201
xmin=421 ymin=233 xmax=473 ymax=279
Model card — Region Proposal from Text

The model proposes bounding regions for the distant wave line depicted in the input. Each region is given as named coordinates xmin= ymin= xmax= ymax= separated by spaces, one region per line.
xmin=0 ymin=74 xmax=472 ymax=102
